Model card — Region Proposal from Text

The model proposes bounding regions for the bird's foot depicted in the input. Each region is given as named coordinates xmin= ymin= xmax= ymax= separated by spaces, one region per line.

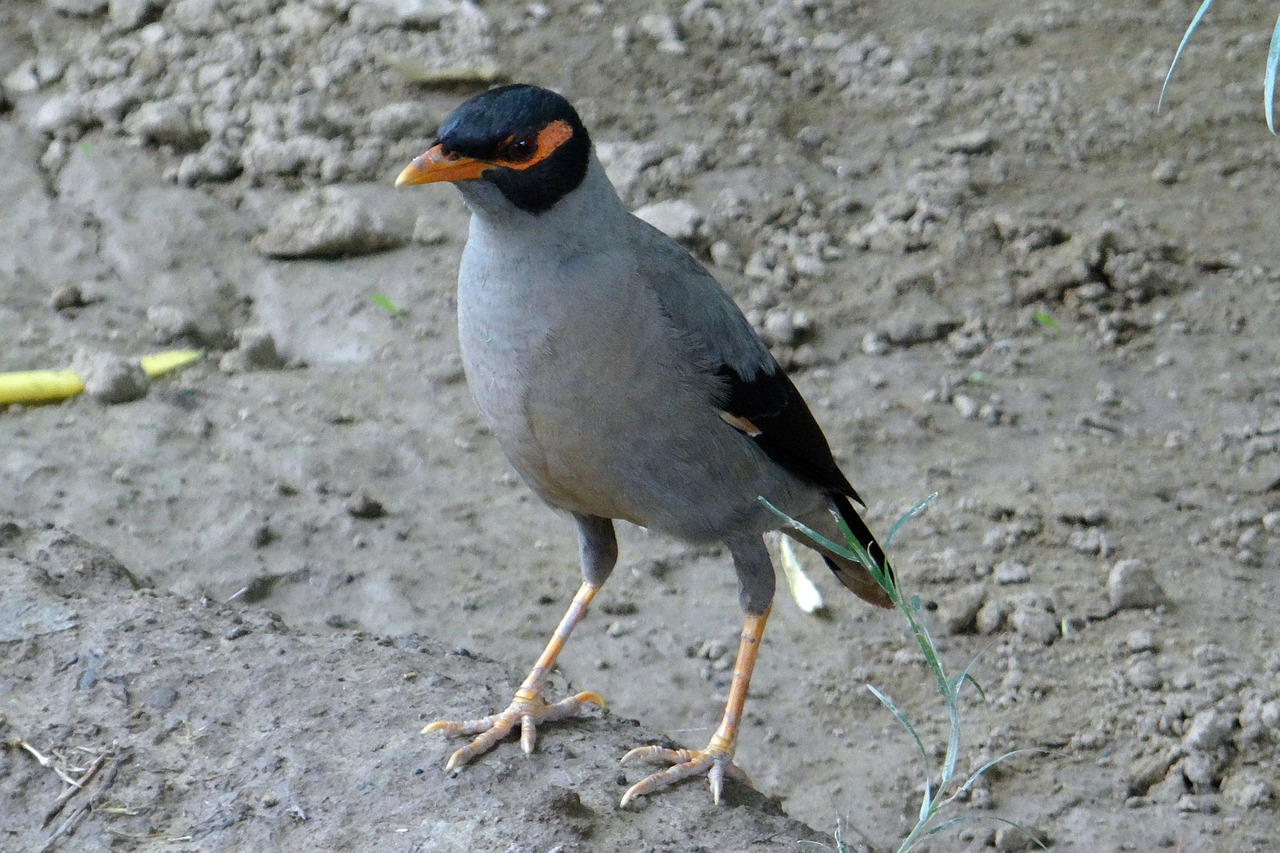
xmin=423 ymin=687 xmax=604 ymax=771
xmin=618 ymin=738 xmax=752 ymax=807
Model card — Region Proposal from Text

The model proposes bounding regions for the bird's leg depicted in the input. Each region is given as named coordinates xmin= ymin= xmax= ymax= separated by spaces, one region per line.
xmin=619 ymin=607 xmax=770 ymax=807
xmin=424 ymin=580 xmax=605 ymax=770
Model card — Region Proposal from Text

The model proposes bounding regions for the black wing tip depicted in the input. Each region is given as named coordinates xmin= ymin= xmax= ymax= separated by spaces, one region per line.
xmin=830 ymin=494 xmax=897 ymax=607
xmin=717 ymin=362 xmax=857 ymax=497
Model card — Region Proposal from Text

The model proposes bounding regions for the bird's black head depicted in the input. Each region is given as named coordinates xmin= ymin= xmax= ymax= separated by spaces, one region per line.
xmin=396 ymin=84 xmax=591 ymax=214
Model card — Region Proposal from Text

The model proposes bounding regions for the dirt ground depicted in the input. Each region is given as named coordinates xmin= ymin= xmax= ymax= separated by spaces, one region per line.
xmin=3 ymin=0 xmax=1279 ymax=850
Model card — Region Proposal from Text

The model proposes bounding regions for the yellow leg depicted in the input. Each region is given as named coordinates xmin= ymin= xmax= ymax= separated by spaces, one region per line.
xmin=424 ymin=581 xmax=605 ymax=770
xmin=619 ymin=607 xmax=771 ymax=807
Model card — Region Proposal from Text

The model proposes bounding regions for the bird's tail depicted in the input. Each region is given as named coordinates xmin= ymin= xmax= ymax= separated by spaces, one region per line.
xmin=782 ymin=495 xmax=895 ymax=609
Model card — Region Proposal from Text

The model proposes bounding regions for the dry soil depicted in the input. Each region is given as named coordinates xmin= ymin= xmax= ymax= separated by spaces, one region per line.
xmin=3 ymin=1 xmax=1280 ymax=851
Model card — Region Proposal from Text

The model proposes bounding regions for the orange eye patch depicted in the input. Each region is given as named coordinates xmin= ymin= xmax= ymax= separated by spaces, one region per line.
xmin=494 ymin=120 xmax=574 ymax=170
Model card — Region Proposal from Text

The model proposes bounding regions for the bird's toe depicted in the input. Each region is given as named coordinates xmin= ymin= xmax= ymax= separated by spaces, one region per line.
xmin=424 ymin=689 xmax=605 ymax=770
xmin=619 ymin=741 xmax=751 ymax=807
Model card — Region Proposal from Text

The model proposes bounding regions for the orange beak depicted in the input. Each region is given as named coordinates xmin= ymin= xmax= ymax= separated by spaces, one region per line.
xmin=395 ymin=143 xmax=491 ymax=187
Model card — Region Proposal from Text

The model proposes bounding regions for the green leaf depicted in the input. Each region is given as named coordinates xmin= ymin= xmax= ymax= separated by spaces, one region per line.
xmin=1160 ymin=0 xmax=1217 ymax=113
xmin=758 ymin=498 xmax=854 ymax=558
xmin=1267 ymin=13 xmax=1280 ymax=133
xmin=957 ymin=748 xmax=1048 ymax=796
xmin=887 ymin=493 xmax=937 ymax=545
xmin=1031 ymin=309 xmax=1060 ymax=331
xmin=920 ymin=814 xmax=1047 ymax=850
xmin=370 ymin=293 xmax=403 ymax=316
xmin=867 ymin=684 xmax=929 ymax=767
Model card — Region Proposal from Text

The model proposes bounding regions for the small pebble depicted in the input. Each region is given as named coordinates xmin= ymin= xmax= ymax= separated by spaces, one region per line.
xmin=861 ymin=331 xmax=889 ymax=356
xmin=1152 ymin=160 xmax=1179 ymax=185
xmin=345 ymin=491 xmax=386 ymax=520
xmin=109 ymin=0 xmax=155 ymax=29
xmin=1126 ymin=629 xmax=1156 ymax=653
xmin=72 ymin=349 xmax=150 ymax=404
xmin=147 ymin=304 xmax=197 ymax=341
xmin=124 ymin=98 xmax=207 ymax=149
xmin=708 ymin=240 xmax=742 ymax=269
xmin=1126 ymin=659 xmax=1164 ymax=691
xmin=935 ymin=584 xmax=986 ymax=635
xmin=1180 ymin=751 xmax=1223 ymax=790
xmin=975 ymin=598 xmax=1007 ymax=634
xmin=1260 ymin=700 xmax=1280 ymax=732
xmin=1221 ymin=773 xmax=1274 ymax=810
xmin=1069 ymin=528 xmax=1112 ymax=556
xmin=1109 ymin=559 xmax=1167 ymax=610
xmin=761 ymin=308 xmax=798 ymax=347
xmin=254 ymin=188 xmax=409 ymax=259
xmin=237 ymin=327 xmax=284 ymax=369
xmin=50 ymin=283 xmax=87 ymax=311
xmin=993 ymin=560 xmax=1030 ymax=585
xmin=637 ymin=11 xmax=685 ymax=54
xmin=884 ymin=318 xmax=959 ymax=346
xmin=938 ymin=129 xmax=996 ymax=155
xmin=953 ymin=393 xmax=979 ymax=419
xmin=1183 ymin=708 xmax=1236 ymax=753
xmin=1193 ymin=642 xmax=1228 ymax=668
xmin=1125 ymin=751 xmax=1176 ymax=796
xmin=993 ymin=825 xmax=1042 ymax=851
xmin=220 ymin=328 xmax=285 ymax=373
xmin=1010 ymin=599 xmax=1059 ymax=645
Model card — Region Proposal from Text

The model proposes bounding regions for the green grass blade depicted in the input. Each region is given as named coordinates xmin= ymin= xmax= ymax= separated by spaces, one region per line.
xmin=887 ymin=493 xmax=937 ymax=545
xmin=866 ymin=684 xmax=929 ymax=766
xmin=1159 ymin=0 xmax=1217 ymax=113
xmin=955 ymin=748 xmax=1048 ymax=796
xmin=832 ymin=511 xmax=879 ymax=572
xmin=950 ymin=646 xmax=992 ymax=701
xmin=1031 ymin=309 xmax=1060 ymax=331
xmin=920 ymin=814 xmax=1048 ymax=849
xmin=948 ymin=669 xmax=987 ymax=702
xmin=758 ymin=497 xmax=854 ymax=557
xmin=370 ymin=293 xmax=403 ymax=316
xmin=941 ymin=702 xmax=961 ymax=787
xmin=918 ymin=815 xmax=979 ymax=839
xmin=1267 ymin=13 xmax=1280 ymax=133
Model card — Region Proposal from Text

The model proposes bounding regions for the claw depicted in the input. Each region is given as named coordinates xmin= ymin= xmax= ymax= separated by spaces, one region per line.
xmin=708 ymin=761 xmax=725 ymax=803
xmin=519 ymin=713 xmax=537 ymax=754
xmin=618 ymin=740 xmax=751 ymax=807
xmin=425 ymin=690 xmax=605 ymax=771
xmin=617 ymin=611 xmax=769 ymax=807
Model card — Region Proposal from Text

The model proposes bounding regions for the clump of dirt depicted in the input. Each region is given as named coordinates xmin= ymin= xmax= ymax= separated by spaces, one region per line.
xmin=1 ymin=520 xmax=828 ymax=851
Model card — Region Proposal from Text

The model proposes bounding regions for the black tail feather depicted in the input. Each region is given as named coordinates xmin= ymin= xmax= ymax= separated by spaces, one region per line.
xmin=823 ymin=494 xmax=896 ymax=608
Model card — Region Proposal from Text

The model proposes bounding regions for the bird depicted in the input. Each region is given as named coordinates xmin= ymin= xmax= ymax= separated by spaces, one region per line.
xmin=396 ymin=83 xmax=895 ymax=808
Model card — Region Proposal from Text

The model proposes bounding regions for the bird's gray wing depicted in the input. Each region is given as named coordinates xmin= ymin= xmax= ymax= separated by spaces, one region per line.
xmin=634 ymin=219 xmax=863 ymax=503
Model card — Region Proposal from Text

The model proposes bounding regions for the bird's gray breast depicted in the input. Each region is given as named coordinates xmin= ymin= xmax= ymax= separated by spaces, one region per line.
xmin=453 ymin=212 xmax=816 ymax=540
xmin=455 ymin=222 xmax=677 ymax=520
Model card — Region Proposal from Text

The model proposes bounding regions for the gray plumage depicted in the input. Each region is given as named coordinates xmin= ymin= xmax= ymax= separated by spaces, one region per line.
xmin=453 ymin=153 xmax=886 ymax=614
xmin=399 ymin=84 xmax=894 ymax=806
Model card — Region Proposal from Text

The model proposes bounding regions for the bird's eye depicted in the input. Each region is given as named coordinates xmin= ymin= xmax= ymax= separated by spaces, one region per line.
xmin=504 ymin=134 xmax=537 ymax=162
